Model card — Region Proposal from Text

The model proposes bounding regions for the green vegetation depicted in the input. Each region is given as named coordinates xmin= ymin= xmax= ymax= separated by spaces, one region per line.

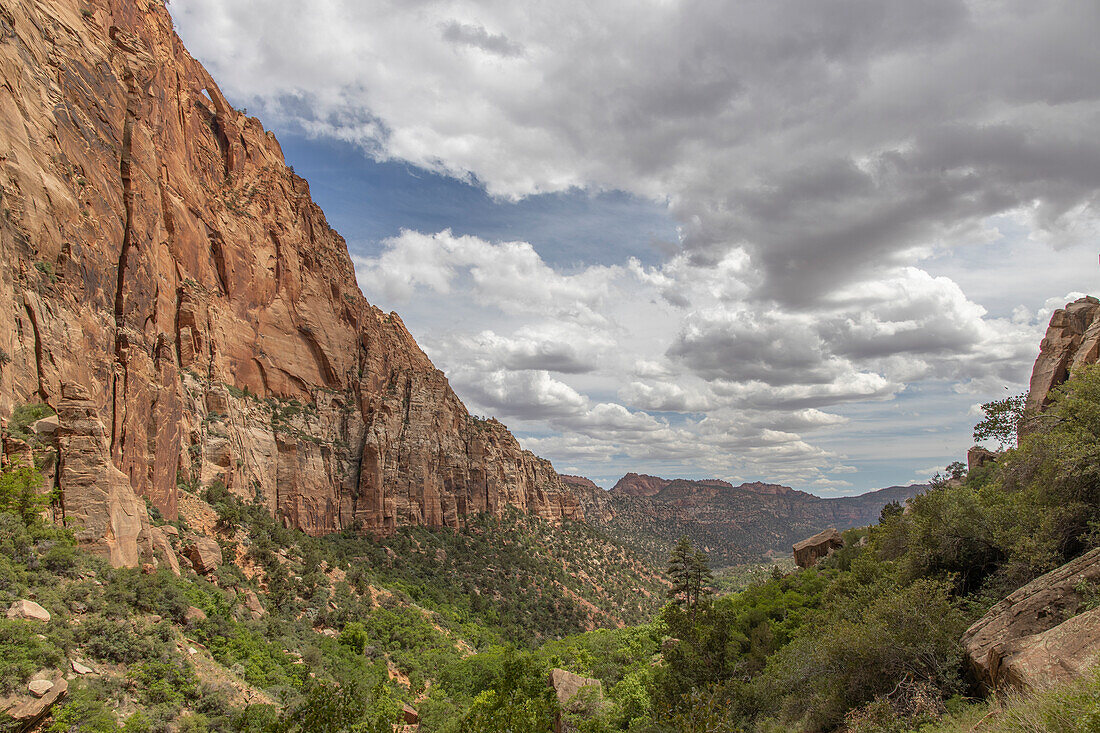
xmin=8 ymin=401 xmax=55 ymax=445
xmin=6 ymin=364 xmax=1100 ymax=731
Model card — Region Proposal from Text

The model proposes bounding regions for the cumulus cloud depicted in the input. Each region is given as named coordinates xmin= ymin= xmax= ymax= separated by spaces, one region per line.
xmin=169 ymin=0 xmax=1099 ymax=492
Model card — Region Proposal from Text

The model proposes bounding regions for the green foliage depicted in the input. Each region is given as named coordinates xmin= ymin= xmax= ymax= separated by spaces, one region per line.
xmin=0 ymin=463 xmax=48 ymax=524
xmin=339 ymin=621 xmax=368 ymax=654
xmin=920 ymin=666 xmax=1100 ymax=733
xmin=757 ymin=576 xmax=967 ymax=731
xmin=8 ymin=401 xmax=55 ymax=445
xmin=0 ymin=619 xmax=65 ymax=692
xmin=665 ymin=536 xmax=713 ymax=620
xmin=47 ymin=680 xmax=120 ymax=732
xmin=973 ymin=392 xmax=1026 ymax=449
xmin=279 ymin=679 xmax=401 ymax=733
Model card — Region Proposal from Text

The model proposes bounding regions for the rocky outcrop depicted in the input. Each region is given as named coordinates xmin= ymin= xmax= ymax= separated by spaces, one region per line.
xmin=0 ymin=0 xmax=580 ymax=554
xmin=962 ymin=547 xmax=1100 ymax=692
xmin=966 ymin=446 xmax=997 ymax=472
xmin=612 ymin=473 xmax=675 ymax=497
xmin=793 ymin=527 xmax=843 ymax=568
xmin=1 ymin=672 xmax=67 ymax=730
xmin=549 ymin=668 xmax=603 ymax=733
xmin=561 ymin=475 xmax=614 ymax=521
xmin=1026 ymin=296 xmax=1100 ymax=415
xmin=56 ymin=382 xmax=152 ymax=567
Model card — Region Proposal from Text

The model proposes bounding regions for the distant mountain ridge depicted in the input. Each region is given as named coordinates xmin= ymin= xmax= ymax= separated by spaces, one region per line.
xmin=576 ymin=472 xmax=927 ymax=566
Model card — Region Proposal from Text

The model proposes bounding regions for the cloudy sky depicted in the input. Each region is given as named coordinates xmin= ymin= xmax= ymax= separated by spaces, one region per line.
xmin=171 ymin=0 xmax=1100 ymax=493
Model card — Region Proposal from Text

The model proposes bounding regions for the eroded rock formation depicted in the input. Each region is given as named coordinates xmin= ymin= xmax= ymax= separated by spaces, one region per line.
xmin=962 ymin=547 xmax=1100 ymax=692
xmin=792 ymin=527 xmax=843 ymax=568
xmin=1026 ymin=296 xmax=1100 ymax=414
xmin=0 ymin=0 xmax=579 ymax=564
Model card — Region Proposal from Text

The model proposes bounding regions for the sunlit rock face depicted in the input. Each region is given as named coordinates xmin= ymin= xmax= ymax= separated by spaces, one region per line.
xmin=0 ymin=0 xmax=580 ymax=562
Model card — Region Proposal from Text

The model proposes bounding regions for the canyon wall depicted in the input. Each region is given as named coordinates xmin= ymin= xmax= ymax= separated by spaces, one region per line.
xmin=0 ymin=0 xmax=578 ymax=564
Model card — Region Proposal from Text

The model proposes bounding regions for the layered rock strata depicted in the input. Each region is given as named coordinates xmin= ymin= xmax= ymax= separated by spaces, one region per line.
xmin=0 ymin=0 xmax=579 ymax=564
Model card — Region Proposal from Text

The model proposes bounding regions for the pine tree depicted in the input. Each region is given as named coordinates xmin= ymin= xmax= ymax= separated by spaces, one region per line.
xmin=666 ymin=535 xmax=693 ymax=608
xmin=666 ymin=536 xmax=713 ymax=620
xmin=687 ymin=549 xmax=713 ymax=621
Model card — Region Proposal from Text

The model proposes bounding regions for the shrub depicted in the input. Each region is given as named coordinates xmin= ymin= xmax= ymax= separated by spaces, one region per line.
xmin=0 ymin=464 xmax=49 ymax=525
xmin=0 ymin=619 xmax=65 ymax=692
xmin=757 ymin=577 xmax=967 ymax=732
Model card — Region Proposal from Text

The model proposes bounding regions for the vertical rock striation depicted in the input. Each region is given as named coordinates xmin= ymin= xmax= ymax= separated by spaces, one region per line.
xmin=0 ymin=0 xmax=579 ymax=563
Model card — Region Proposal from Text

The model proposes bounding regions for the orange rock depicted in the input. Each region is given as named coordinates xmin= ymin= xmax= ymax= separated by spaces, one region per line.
xmin=0 ymin=0 xmax=581 ymax=558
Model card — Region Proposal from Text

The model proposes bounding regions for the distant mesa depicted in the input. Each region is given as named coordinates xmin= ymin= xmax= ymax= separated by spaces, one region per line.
xmin=590 ymin=472 xmax=927 ymax=566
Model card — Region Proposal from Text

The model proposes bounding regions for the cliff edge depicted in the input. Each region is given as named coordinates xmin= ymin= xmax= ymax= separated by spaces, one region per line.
xmin=0 ymin=0 xmax=578 ymax=565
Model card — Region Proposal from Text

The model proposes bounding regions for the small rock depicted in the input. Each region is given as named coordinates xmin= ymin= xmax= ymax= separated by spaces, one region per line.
xmin=7 ymin=599 xmax=51 ymax=622
xmin=28 ymin=680 xmax=53 ymax=697
xmin=71 ymin=660 xmax=94 ymax=675
xmin=188 ymin=647 xmax=198 ymax=655
xmin=149 ymin=614 xmax=162 ymax=624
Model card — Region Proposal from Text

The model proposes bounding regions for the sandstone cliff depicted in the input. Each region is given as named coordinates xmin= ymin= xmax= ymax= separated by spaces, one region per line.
xmin=1026 ymin=296 xmax=1100 ymax=414
xmin=0 ymin=0 xmax=579 ymax=565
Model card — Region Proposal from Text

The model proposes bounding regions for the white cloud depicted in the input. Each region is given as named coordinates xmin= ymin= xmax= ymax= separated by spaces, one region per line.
xmin=169 ymin=0 xmax=1100 ymax=493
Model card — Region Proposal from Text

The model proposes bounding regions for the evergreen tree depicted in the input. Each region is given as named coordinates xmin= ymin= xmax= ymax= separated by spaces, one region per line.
xmin=665 ymin=536 xmax=713 ymax=620
xmin=666 ymin=535 xmax=694 ymax=609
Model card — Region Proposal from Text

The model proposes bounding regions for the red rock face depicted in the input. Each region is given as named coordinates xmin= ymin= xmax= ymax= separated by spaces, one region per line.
xmin=1026 ymin=296 xmax=1100 ymax=415
xmin=0 ymin=0 xmax=579 ymax=562
xmin=611 ymin=473 xmax=673 ymax=497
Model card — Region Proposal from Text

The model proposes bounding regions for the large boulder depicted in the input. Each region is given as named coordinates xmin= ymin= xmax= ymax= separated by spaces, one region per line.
xmin=793 ymin=527 xmax=843 ymax=568
xmin=6 ymin=599 xmax=50 ymax=622
xmin=962 ymin=547 xmax=1100 ymax=691
xmin=183 ymin=537 xmax=222 ymax=575
xmin=549 ymin=668 xmax=603 ymax=733
xmin=1 ymin=673 xmax=67 ymax=729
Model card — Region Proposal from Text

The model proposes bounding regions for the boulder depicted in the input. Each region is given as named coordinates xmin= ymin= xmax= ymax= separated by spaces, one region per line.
xmin=962 ymin=547 xmax=1100 ymax=691
xmin=242 ymin=589 xmax=265 ymax=619
xmin=3 ymin=674 xmax=67 ymax=728
xmin=549 ymin=668 xmax=603 ymax=733
xmin=6 ymin=599 xmax=50 ymax=622
xmin=31 ymin=415 xmax=60 ymax=443
xmin=184 ymin=606 xmax=207 ymax=623
xmin=184 ymin=537 xmax=222 ymax=574
xmin=401 ymin=704 xmax=419 ymax=724
xmin=71 ymin=660 xmax=94 ymax=675
xmin=995 ymin=607 xmax=1100 ymax=690
xmin=792 ymin=527 xmax=843 ymax=568
xmin=966 ymin=446 xmax=997 ymax=472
